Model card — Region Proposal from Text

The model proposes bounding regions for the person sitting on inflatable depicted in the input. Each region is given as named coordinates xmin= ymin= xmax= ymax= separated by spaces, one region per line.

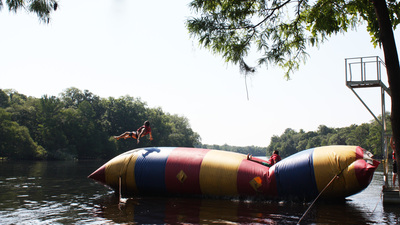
xmin=246 ymin=150 xmax=282 ymax=167
xmin=114 ymin=120 xmax=153 ymax=144
xmin=269 ymin=150 xmax=281 ymax=166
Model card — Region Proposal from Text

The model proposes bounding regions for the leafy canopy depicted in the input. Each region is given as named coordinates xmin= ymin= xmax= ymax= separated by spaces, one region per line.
xmin=0 ymin=0 xmax=58 ymax=23
xmin=186 ymin=0 xmax=400 ymax=78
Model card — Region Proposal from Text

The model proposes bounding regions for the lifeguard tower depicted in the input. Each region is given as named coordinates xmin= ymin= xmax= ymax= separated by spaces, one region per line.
xmin=345 ymin=56 xmax=397 ymax=203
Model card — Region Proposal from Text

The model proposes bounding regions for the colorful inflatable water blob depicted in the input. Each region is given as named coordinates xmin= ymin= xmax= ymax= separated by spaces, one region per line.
xmin=88 ymin=146 xmax=379 ymax=200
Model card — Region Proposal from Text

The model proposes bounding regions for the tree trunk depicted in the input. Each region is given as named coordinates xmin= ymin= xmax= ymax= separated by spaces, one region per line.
xmin=371 ymin=0 xmax=400 ymax=187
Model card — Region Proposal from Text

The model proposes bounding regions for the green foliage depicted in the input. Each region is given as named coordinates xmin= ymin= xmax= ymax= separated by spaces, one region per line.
xmin=266 ymin=115 xmax=392 ymax=158
xmin=186 ymin=0 xmax=400 ymax=76
xmin=1 ymin=88 xmax=201 ymax=160
xmin=198 ymin=143 xmax=267 ymax=157
xmin=1 ymin=87 xmax=390 ymax=160
xmin=0 ymin=108 xmax=46 ymax=159
xmin=0 ymin=89 xmax=9 ymax=108
xmin=0 ymin=0 xmax=58 ymax=23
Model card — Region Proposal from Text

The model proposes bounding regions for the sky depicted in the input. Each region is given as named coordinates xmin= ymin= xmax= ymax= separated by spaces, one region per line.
xmin=1 ymin=0 xmax=397 ymax=147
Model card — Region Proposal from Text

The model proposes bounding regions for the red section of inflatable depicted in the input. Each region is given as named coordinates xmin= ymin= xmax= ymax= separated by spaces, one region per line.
xmin=165 ymin=148 xmax=210 ymax=194
xmin=236 ymin=159 xmax=269 ymax=195
xmin=354 ymin=159 xmax=380 ymax=189
xmin=264 ymin=167 xmax=278 ymax=197
xmin=355 ymin=146 xmax=365 ymax=159
xmin=87 ymin=164 xmax=106 ymax=185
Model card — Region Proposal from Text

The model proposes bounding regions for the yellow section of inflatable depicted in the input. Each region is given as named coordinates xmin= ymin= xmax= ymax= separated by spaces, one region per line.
xmin=105 ymin=150 xmax=139 ymax=194
xmin=199 ymin=150 xmax=246 ymax=196
xmin=334 ymin=161 xmax=361 ymax=197
xmin=313 ymin=146 xmax=359 ymax=197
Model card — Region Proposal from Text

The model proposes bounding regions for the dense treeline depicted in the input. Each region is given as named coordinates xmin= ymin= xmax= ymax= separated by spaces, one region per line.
xmin=0 ymin=88 xmax=390 ymax=160
xmin=266 ymin=119 xmax=390 ymax=159
xmin=199 ymin=116 xmax=389 ymax=159
xmin=197 ymin=144 xmax=267 ymax=156
xmin=0 ymin=88 xmax=201 ymax=160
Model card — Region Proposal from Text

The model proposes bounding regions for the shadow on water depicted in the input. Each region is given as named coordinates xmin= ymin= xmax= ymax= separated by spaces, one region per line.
xmin=382 ymin=204 xmax=400 ymax=224
xmin=0 ymin=160 xmax=399 ymax=224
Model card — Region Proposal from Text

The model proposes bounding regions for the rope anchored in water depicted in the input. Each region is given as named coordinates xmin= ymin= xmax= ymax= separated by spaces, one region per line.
xmin=297 ymin=171 xmax=342 ymax=224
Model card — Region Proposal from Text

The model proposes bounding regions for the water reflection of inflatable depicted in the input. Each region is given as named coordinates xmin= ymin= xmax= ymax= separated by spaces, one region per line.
xmin=89 ymin=146 xmax=379 ymax=200
xmin=96 ymin=195 xmax=375 ymax=224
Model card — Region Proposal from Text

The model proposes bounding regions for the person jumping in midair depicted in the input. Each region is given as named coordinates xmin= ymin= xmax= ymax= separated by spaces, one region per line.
xmin=114 ymin=121 xmax=153 ymax=144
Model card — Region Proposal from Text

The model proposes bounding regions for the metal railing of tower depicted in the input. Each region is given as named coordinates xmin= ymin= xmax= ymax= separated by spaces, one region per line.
xmin=345 ymin=56 xmax=391 ymax=187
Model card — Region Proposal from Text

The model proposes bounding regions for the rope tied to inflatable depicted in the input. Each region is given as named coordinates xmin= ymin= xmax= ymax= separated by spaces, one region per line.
xmin=297 ymin=168 xmax=345 ymax=224
xmin=118 ymin=153 xmax=136 ymax=204
xmin=298 ymin=151 xmax=378 ymax=223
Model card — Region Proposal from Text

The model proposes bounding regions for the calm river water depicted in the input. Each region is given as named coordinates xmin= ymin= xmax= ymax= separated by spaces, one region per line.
xmin=0 ymin=159 xmax=399 ymax=224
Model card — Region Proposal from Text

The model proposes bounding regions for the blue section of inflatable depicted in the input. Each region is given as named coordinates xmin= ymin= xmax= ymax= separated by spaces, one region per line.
xmin=274 ymin=148 xmax=318 ymax=198
xmin=134 ymin=147 xmax=174 ymax=194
